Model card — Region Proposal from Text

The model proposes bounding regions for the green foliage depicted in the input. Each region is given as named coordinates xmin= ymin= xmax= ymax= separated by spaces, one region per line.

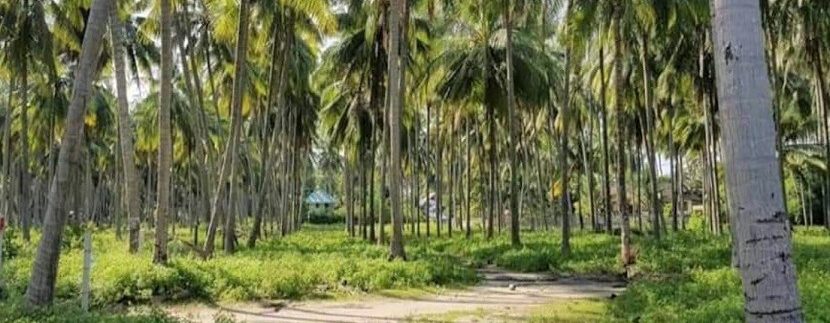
xmin=305 ymin=207 xmax=345 ymax=224
xmin=4 ymin=226 xmax=830 ymax=322
xmin=685 ymin=211 xmax=707 ymax=233
xmin=610 ymin=228 xmax=830 ymax=322
xmin=0 ymin=296 xmax=178 ymax=323
xmin=1 ymin=226 xmax=476 ymax=306
xmin=2 ymin=228 xmax=22 ymax=260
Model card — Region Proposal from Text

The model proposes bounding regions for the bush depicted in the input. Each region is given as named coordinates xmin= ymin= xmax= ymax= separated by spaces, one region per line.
xmin=0 ymin=296 xmax=178 ymax=323
xmin=2 ymin=228 xmax=22 ymax=261
xmin=496 ymin=247 xmax=557 ymax=272
xmin=306 ymin=208 xmax=344 ymax=224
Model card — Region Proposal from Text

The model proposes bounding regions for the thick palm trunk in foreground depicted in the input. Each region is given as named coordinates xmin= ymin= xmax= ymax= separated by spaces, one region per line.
xmin=26 ymin=0 xmax=111 ymax=306
xmin=387 ymin=0 xmax=406 ymax=259
xmin=154 ymin=0 xmax=173 ymax=264
xmin=711 ymin=0 xmax=802 ymax=321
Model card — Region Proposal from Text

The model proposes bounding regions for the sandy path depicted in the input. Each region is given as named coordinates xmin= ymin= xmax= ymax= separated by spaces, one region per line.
xmin=169 ymin=268 xmax=625 ymax=322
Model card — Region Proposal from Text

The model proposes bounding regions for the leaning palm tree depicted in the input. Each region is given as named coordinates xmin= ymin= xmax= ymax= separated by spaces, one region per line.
xmin=25 ymin=0 xmax=111 ymax=306
xmin=711 ymin=0 xmax=803 ymax=321
xmin=204 ymin=0 xmax=251 ymax=256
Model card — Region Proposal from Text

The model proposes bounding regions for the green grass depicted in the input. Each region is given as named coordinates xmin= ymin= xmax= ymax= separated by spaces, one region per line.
xmin=0 ymin=296 xmax=177 ymax=323
xmin=609 ymin=227 xmax=830 ymax=323
xmin=2 ymin=224 xmax=830 ymax=322
xmin=527 ymin=299 xmax=610 ymax=322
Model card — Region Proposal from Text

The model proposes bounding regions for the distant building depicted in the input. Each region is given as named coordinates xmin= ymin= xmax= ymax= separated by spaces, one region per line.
xmin=418 ymin=192 xmax=447 ymax=221
xmin=306 ymin=190 xmax=336 ymax=209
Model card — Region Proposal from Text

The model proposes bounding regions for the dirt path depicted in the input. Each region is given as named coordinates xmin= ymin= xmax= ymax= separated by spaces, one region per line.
xmin=169 ymin=268 xmax=625 ymax=322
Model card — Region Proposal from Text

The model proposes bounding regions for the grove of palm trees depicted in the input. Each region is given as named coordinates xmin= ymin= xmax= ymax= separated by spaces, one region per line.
xmin=0 ymin=0 xmax=828 ymax=321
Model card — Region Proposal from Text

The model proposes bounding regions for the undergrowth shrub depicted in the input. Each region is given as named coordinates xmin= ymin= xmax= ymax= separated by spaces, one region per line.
xmin=0 ymin=296 xmax=177 ymax=323
xmin=4 ymin=224 xmax=830 ymax=323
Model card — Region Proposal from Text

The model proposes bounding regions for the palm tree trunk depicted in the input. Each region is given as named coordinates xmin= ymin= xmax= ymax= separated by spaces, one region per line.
xmin=205 ymin=0 xmax=251 ymax=256
xmin=436 ymin=109 xmax=442 ymax=238
xmin=387 ymin=0 xmax=406 ymax=259
xmin=369 ymin=134 xmax=377 ymax=242
xmin=110 ymin=3 xmax=142 ymax=253
xmin=448 ymin=124 xmax=455 ymax=237
xmin=379 ymin=119 xmax=388 ymax=245
xmin=465 ymin=122 xmax=472 ymax=239
xmin=639 ymin=33 xmax=661 ymax=238
xmin=361 ymin=151 xmax=368 ymax=239
xmin=636 ymin=140 xmax=643 ymax=232
xmin=19 ymin=60 xmax=30 ymax=242
xmin=413 ymin=118 xmax=421 ymax=237
xmin=678 ymin=153 xmax=685 ymax=229
xmin=558 ymin=0 xmax=573 ymax=255
xmin=345 ymin=154 xmax=355 ymax=236
xmin=712 ymin=0 xmax=803 ymax=320
xmin=708 ymin=84 xmax=723 ymax=235
xmin=580 ymin=122 xmax=597 ymax=232
xmin=249 ymin=20 xmax=287 ymax=247
xmin=25 ymin=0 xmax=110 ymax=306
xmin=153 ymin=0 xmax=174 ymax=264
xmin=2 ymin=79 xmax=15 ymax=230
xmin=669 ymin=104 xmax=678 ymax=231
xmin=504 ymin=0 xmax=520 ymax=247
xmin=613 ymin=6 xmax=632 ymax=269
xmin=599 ymin=44 xmax=612 ymax=234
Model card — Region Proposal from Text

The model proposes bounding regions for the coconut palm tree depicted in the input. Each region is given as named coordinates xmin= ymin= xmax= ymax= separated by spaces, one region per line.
xmin=109 ymin=0 xmax=141 ymax=253
xmin=25 ymin=0 xmax=111 ymax=306
xmin=387 ymin=0 xmax=406 ymax=260
xmin=434 ymin=0 xmax=554 ymax=240
xmin=154 ymin=0 xmax=173 ymax=264
xmin=711 ymin=0 xmax=803 ymax=320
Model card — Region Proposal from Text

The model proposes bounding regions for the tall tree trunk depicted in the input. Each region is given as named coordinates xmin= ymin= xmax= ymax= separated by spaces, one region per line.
xmin=599 ymin=44 xmax=612 ymax=234
xmin=669 ymin=104 xmax=678 ymax=231
xmin=369 ymin=134 xmax=377 ymax=242
xmin=205 ymin=0 xmax=250 ymax=256
xmin=639 ymin=33 xmax=661 ymax=238
xmin=153 ymin=0 xmax=174 ymax=264
xmin=379 ymin=118 xmax=388 ymax=245
xmin=504 ymin=0 xmax=521 ymax=247
xmin=25 ymin=0 xmax=110 ymax=306
xmin=613 ymin=6 xmax=632 ymax=269
xmin=465 ymin=122 xmax=472 ymax=239
xmin=580 ymin=123 xmax=597 ymax=232
xmin=19 ymin=59 xmax=30 ymax=242
xmin=249 ymin=19 xmax=288 ymax=247
xmin=558 ymin=0 xmax=573 ymax=255
xmin=711 ymin=0 xmax=803 ymax=320
xmin=387 ymin=0 xmax=406 ymax=259
xmin=2 ymin=79 xmax=15 ymax=232
xmin=361 ymin=151 xmax=368 ymax=240
xmin=345 ymin=154 xmax=355 ymax=236
xmin=448 ymin=123 xmax=455 ymax=237
xmin=436 ymin=108 xmax=442 ymax=238
xmin=678 ymin=153 xmax=685 ymax=229
xmin=110 ymin=4 xmax=142 ymax=253
xmin=636 ymin=140 xmax=643 ymax=232
xmin=425 ymin=101 xmax=431 ymax=237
